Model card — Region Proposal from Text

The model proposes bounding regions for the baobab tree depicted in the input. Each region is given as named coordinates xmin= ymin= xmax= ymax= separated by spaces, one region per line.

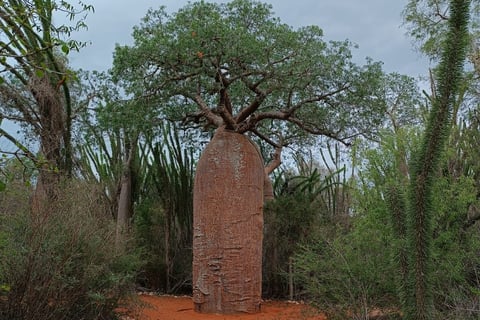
xmin=113 ymin=0 xmax=388 ymax=314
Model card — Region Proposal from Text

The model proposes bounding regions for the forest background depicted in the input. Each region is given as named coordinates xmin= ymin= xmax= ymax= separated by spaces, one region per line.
xmin=1 ymin=0 xmax=480 ymax=319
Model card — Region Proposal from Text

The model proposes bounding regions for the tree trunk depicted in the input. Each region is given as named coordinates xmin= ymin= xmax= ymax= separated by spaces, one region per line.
xmin=30 ymin=76 xmax=66 ymax=213
xmin=115 ymin=139 xmax=136 ymax=250
xmin=115 ymin=168 xmax=132 ymax=250
xmin=192 ymin=128 xmax=264 ymax=314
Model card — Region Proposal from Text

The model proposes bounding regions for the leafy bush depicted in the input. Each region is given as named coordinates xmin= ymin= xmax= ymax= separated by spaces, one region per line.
xmin=263 ymin=159 xmax=351 ymax=300
xmin=262 ymin=191 xmax=320 ymax=298
xmin=428 ymin=175 xmax=480 ymax=319
xmin=293 ymin=216 xmax=398 ymax=319
xmin=134 ymin=199 xmax=170 ymax=291
xmin=133 ymin=197 xmax=192 ymax=294
xmin=0 ymin=181 xmax=141 ymax=320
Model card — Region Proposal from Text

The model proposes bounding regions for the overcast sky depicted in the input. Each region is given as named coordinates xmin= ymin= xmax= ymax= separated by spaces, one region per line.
xmin=1 ymin=0 xmax=432 ymax=155
xmin=67 ymin=0 xmax=431 ymax=79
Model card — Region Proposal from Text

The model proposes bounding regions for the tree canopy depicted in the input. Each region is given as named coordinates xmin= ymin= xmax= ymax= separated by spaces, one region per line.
xmin=112 ymin=0 xmax=388 ymax=148
xmin=0 ymin=0 xmax=93 ymax=177
xmin=403 ymin=0 xmax=480 ymax=60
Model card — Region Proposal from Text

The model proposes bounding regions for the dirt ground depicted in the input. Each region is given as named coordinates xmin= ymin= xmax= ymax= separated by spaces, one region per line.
xmin=120 ymin=294 xmax=327 ymax=320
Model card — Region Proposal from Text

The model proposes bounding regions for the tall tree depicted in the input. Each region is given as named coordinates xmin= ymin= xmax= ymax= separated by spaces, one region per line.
xmin=398 ymin=0 xmax=471 ymax=318
xmin=113 ymin=0 xmax=388 ymax=314
xmin=76 ymin=70 xmax=151 ymax=250
xmin=403 ymin=0 xmax=480 ymax=60
xmin=0 ymin=0 xmax=93 ymax=203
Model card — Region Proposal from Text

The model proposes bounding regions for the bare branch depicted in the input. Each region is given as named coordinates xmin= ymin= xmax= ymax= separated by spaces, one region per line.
xmin=285 ymin=84 xmax=350 ymax=115
xmin=218 ymin=104 xmax=237 ymax=130
xmin=0 ymin=114 xmax=28 ymax=123
xmin=251 ymin=110 xmax=351 ymax=145
xmin=250 ymin=128 xmax=282 ymax=148
xmin=434 ymin=1 xmax=449 ymax=21
xmin=0 ymin=127 xmax=36 ymax=161
xmin=0 ymin=84 xmax=41 ymax=130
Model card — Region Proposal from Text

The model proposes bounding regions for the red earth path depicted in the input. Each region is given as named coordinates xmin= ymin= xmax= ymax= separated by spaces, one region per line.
xmin=120 ymin=294 xmax=327 ymax=320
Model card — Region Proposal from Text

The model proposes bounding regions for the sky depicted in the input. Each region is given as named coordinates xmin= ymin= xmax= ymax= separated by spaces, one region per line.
xmin=67 ymin=0 xmax=431 ymax=79
xmin=1 ymin=0 xmax=431 ymax=154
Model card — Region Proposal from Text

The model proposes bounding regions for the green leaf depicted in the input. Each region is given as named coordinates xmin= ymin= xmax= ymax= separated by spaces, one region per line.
xmin=35 ymin=69 xmax=44 ymax=78
xmin=61 ymin=43 xmax=70 ymax=54
xmin=0 ymin=180 xmax=6 ymax=192
xmin=0 ymin=284 xmax=10 ymax=292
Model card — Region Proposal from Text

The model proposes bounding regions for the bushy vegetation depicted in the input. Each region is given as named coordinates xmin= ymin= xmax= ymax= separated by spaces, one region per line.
xmin=2 ymin=0 xmax=480 ymax=319
xmin=0 ymin=181 xmax=141 ymax=320
xmin=262 ymin=186 xmax=319 ymax=298
xmin=289 ymin=124 xmax=480 ymax=319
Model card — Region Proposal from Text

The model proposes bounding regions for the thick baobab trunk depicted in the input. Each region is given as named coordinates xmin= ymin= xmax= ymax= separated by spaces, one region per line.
xmin=193 ymin=128 xmax=264 ymax=314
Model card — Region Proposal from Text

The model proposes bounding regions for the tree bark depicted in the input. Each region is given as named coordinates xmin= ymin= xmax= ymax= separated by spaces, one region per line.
xmin=115 ymin=168 xmax=132 ymax=250
xmin=30 ymin=76 xmax=66 ymax=213
xmin=192 ymin=128 xmax=264 ymax=314
xmin=263 ymin=146 xmax=282 ymax=202
xmin=115 ymin=138 xmax=136 ymax=250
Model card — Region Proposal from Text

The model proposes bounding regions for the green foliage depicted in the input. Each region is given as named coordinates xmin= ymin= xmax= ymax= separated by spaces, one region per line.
xmin=263 ymin=149 xmax=351 ymax=299
xmin=403 ymin=0 xmax=480 ymax=59
xmin=0 ymin=0 xmax=93 ymax=64
xmin=77 ymin=70 xmax=196 ymax=294
xmin=303 ymin=113 xmax=480 ymax=319
xmin=133 ymin=199 xmax=168 ymax=290
xmin=402 ymin=1 xmax=471 ymax=319
xmin=294 ymin=217 xmax=398 ymax=319
xmin=428 ymin=174 xmax=480 ymax=318
xmin=0 ymin=181 xmax=140 ymax=320
xmin=262 ymin=190 xmax=319 ymax=298
xmin=134 ymin=123 xmax=195 ymax=293
xmin=112 ymin=0 xmax=387 ymax=146
xmin=0 ymin=0 xmax=93 ymax=179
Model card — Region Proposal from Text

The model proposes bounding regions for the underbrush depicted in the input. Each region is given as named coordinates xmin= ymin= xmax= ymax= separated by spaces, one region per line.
xmin=0 ymin=181 xmax=141 ymax=320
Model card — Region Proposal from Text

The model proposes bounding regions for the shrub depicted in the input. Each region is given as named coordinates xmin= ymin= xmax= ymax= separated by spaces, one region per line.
xmin=293 ymin=220 xmax=398 ymax=320
xmin=262 ymin=191 xmax=319 ymax=298
xmin=0 ymin=181 xmax=141 ymax=320
xmin=134 ymin=199 xmax=170 ymax=291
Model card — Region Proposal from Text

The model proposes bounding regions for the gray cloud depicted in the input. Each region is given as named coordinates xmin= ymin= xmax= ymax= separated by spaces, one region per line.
xmin=67 ymin=0 xmax=430 ymax=78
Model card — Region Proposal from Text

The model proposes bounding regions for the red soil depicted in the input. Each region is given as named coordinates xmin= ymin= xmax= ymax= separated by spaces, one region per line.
xmin=121 ymin=294 xmax=327 ymax=320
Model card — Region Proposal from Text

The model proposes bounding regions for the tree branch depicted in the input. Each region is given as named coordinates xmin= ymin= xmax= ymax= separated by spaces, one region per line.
xmin=250 ymin=128 xmax=283 ymax=148
xmin=285 ymin=84 xmax=350 ymax=115
xmin=0 ymin=127 xmax=36 ymax=161
xmin=191 ymin=94 xmax=224 ymax=127
xmin=235 ymin=91 xmax=268 ymax=123
xmin=264 ymin=145 xmax=282 ymax=175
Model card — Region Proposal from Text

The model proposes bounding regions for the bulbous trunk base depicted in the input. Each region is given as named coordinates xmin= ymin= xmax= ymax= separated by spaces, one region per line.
xmin=192 ymin=128 xmax=264 ymax=314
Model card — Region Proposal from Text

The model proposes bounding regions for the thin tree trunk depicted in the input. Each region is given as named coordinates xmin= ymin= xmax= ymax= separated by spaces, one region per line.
xmin=115 ymin=138 xmax=136 ymax=250
xmin=164 ymin=207 xmax=171 ymax=292
xmin=115 ymin=169 xmax=132 ymax=249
